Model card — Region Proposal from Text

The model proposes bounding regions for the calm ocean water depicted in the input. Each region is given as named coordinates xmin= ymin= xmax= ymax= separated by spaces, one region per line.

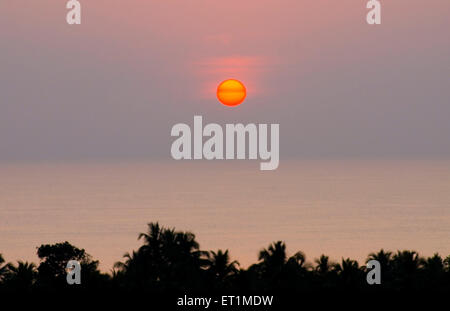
xmin=1 ymin=159 xmax=449 ymax=270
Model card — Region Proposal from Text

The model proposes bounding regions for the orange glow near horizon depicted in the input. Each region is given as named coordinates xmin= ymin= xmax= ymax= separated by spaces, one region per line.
xmin=217 ymin=79 xmax=247 ymax=107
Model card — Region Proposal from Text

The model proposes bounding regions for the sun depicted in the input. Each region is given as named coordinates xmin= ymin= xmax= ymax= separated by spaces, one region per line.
xmin=217 ymin=79 xmax=246 ymax=107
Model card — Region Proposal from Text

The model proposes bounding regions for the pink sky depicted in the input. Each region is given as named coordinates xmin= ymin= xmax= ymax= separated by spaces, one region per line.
xmin=0 ymin=1 xmax=449 ymax=160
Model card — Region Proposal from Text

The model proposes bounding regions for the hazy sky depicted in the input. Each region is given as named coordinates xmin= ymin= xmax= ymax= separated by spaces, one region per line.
xmin=1 ymin=0 xmax=449 ymax=161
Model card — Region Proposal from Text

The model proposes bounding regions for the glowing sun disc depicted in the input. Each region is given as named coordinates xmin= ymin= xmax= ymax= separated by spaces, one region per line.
xmin=217 ymin=79 xmax=246 ymax=107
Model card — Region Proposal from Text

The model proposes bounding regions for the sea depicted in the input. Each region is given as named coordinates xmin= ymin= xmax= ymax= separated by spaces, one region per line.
xmin=1 ymin=159 xmax=449 ymax=270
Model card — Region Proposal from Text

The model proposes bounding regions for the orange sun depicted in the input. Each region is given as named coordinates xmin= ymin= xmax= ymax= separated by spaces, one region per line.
xmin=217 ymin=79 xmax=247 ymax=107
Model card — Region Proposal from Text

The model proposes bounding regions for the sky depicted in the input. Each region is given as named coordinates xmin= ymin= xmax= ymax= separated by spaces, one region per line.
xmin=1 ymin=0 xmax=449 ymax=162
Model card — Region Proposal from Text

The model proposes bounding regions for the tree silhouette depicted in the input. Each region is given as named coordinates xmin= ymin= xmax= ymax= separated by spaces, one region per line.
xmin=36 ymin=241 xmax=104 ymax=289
xmin=206 ymin=249 xmax=239 ymax=281
xmin=421 ymin=253 xmax=446 ymax=289
xmin=367 ymin=249 xmax=392 ymax=267
xmin=3 ymin=261 xmax=37 ymax=291
xmin=391 ymin=250 xmax=422 ymax=289
xmin=258 ymin=241 xmax=287 ymax=273
xmin=115 ymin=222 xmax=207 ymax=291
xmin=255 ymin=241 xmax=311 ymax=291
xmin=0 ymin=223 xmax=449 ymax=294
xmin=313 ymin=255 xmax=338 ymax=289
xmin=315 ymin=255 xmax=332 ymax=275
xmin=287 ymin=251 xmax=307 ymax=268
xmin=113 ymin=250 xmax=140 ymax=272
xmin=367 ymin=249 xmax=393 ymax=286
xmin=333 ymin=258 xmax=363 ymax=288
xmin=113 ymin=250 xmax=151 ymax=289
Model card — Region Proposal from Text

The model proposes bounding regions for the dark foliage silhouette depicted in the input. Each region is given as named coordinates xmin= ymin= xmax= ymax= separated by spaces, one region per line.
xmin=0 ymin=223 xmax=449 ymax=294
xmin=3 ymin=261 xmax=37 ymax=291
xmin=36 ymin=241 xmax=109 ymax=290
xmin=206 ymin=249 xmax=239 ymax=288
xmin=114 ymin=223 xmax=208 ymax=292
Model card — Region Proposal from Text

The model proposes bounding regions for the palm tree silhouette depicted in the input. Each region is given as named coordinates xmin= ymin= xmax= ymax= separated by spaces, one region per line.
xmin=115 ymin=222 xmax=207 ymax=291
xmin=287 ymin=251 xmax=306 ymax=267
xmin=138 ymin=222 xmax=163 ymax=254
xmin=421 ymin=253 xmax=446 ymax=289
xmin=114 ymin=251 xmax=140 ymax=272
xmin=315 ymin=255 xmax=332 ymax=275
xmin=366 ymin=249 xmax=393 ymax=285
xmin=334 ymin=258 xmax=360 ymax=272
xmin=257 ymin=241 xmax=311 ymax=290
xmin=4 ymin=261 xmax=37 ymax=290
xmin=392 ymin=250 xmax=423 ymax=289
xmin=392 ymin=250 xmax=422 ymax=273
xmin=113 ymin=250 xmax=150 ymax=289
xmin=367 ymin=249 xmax=392 ymax=267
xmin=206 ymin=249 xmax=239 ymax=281
xmin=333 ymin=258 xmax=363 ymax=288
xmin=2 ymin=223 xmax=450 ymax=293
xmin=422 ymin=253 xmax=444 ymax=273
xmin=258 ymin=241 xmax=287 ymax=270
xmin=313 ymin=255 xmax=338 ymax=289
xmin=138 ymin=222 xmax=205 ymax=266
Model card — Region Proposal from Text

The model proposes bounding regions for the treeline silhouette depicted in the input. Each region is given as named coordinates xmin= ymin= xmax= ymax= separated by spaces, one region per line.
xmin=1 ymin=222 xmax=449 ymax=294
